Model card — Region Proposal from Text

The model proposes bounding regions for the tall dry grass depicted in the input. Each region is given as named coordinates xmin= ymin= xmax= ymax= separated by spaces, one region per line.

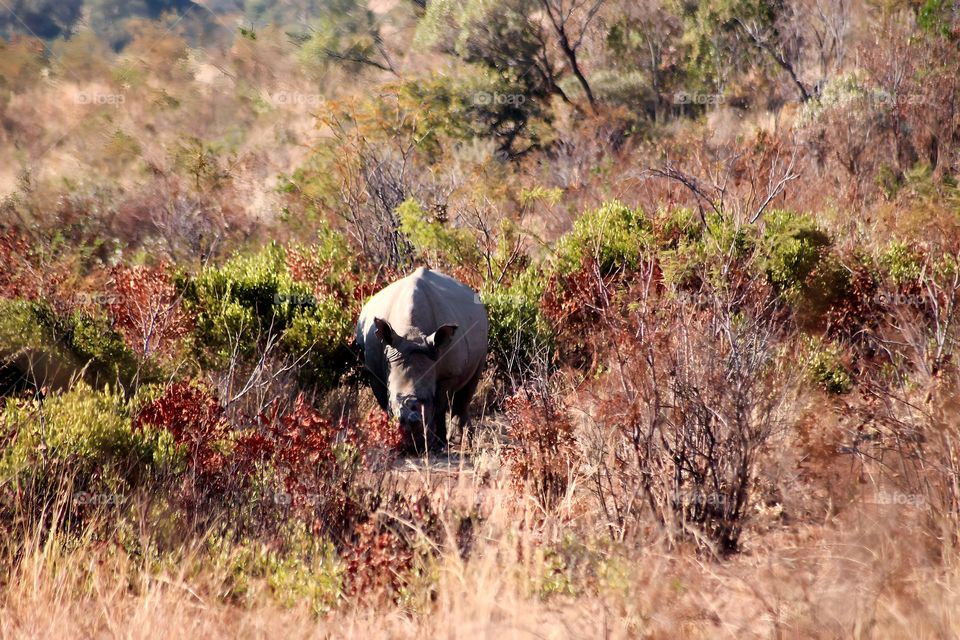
xmin=1 ymin=450 xmax=959 ymax=639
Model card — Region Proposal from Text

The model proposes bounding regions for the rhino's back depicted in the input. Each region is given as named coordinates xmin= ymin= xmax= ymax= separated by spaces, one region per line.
xmin=357 ymin=267 xmax=488 ymax=383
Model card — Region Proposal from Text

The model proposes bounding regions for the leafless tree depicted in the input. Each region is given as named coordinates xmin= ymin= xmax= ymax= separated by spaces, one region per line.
xmin=536 ymin=0 xmax=606 ymax=112
xmin=645 ymin=135 xmax=801 ymax=225
xmin=585 ymin=274 xmax=795 ymax=554
xmin=735 ymin=0 xmax=851 ymax=103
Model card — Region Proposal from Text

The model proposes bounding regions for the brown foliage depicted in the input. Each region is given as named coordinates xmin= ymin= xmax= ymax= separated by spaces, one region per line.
xmin=108 ymin=263 xmax=191 ymax=361
xmin=504 ymin=388 xmax=578 ymax=512
xmin=541 ymin=257 xmax=624 ymax=369
xmin=341 ymin=519 xmax=414 ymax=600
xmin=585 ymin=290 xmax=795 ymax=554
xmin=134 ymin=381 xmax=228 ymax=487
xmin=0 ymin=229 xmax=70 ymax=305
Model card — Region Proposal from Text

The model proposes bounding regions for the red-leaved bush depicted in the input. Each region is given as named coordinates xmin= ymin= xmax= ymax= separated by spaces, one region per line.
xmin=0 ymin=229 xmax=69 ymax=305
xmin=134 ymin=381 xmax=228 ymax=487
xmin=0 ymin=230 xmax=32 ymax=300
xmin=359 ymin=406 xmax=407 ymax=465
xmin=251 ymin=394 xmax=342 ymax=499
xmin=504 ymin=388 xmax=579 ymax=512
xmin=540 ymin=257 xmax=622 ymax=370
xmin=109 ymin=263 xmax=191 ymax=361
xmin=229 ymin=395 xmax=407 ymax=537
xmin=341 ymin=492 xmax=444 ymax=602
xmin=285 ymin=246 xmax=387 ymax=324
xmin=341 ymin=519 xmax=414 ymax=600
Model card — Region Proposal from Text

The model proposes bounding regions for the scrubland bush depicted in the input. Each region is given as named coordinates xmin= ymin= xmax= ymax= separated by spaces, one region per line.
xmin=180 ymin=243 xmax=354 ymax=389
xmin=209 ymin=528 xmax=342 ymax=614
xmin=553 ymin=200 xmax=652 ymax=276
xmin=396 ymin=197 xmax=481 ymax=270
xmin=761 ymin=210 xmax=832 ymax=301
xmin=0 ymin=383 xmax=178 ymax=523
xmin=504 ymin=386 xmax=578 ymax=513
xmin=583 ymin=289 xmax=794 ymax=554
xmin=482 ymin=267 xmax=553 ymax=384
xmin=804 ymin=337 xmax=853 ymax=394
xmin=0 ymin=298 xmax=142 ymax=392
xmin=108 ymin=263 xmax=191 ymax=368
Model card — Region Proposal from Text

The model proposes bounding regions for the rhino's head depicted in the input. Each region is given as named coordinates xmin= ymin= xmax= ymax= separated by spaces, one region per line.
xmin=373 ymin=317 xmax=458 ymax=443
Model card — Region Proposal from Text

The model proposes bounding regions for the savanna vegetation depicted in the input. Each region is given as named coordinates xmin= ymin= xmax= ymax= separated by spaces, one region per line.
xmin=1 ymin=0 xmax=960 ymax=636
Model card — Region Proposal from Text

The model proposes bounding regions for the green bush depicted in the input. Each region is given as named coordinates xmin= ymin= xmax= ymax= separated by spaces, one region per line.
xmin=180 ymin=243 xmax=354 ymax=388
xmin=880 ymin=241 xmax=924 ymax=286
xmin=209 ymin=527 xmax=342 ymax=615
xmin=0 ymin=298 xmax=48 ymax=353
xmin=658 ymin=211 xmax=752 ymax=292
xmin=483 ymin=201 xmax=664 ymax=378
xmin=396 ymin=198 xmax=480 ymax=269
xmin=761 ymin=210 xmax=834 ymax=301
xmin=553 ymin=200 xmax=652 ymax=276
xmin=589 ymin=69 xmax=657 ymax=111
xmin=654 ymin=206 xmax=703 ymax=249
xmin=0 ymin=383 xmax=179 ymax=490
xmin=482 ymin=266 xmax=552 ymax=378
xmin=0 ymin=298 xmax=141 ymax=391
xmin=68 ymin=311 xmax=142 ymax=386
xmin=805 ymin=340 xmax=853 ymax=394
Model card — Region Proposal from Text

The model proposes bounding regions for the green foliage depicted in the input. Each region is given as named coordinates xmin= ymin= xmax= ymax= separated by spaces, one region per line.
xmin=0 ymin=383 xmax=180 ymax=484
xmin=654 ymin=206 xmax=703 ymax=249
xmin=604 ymin=12 xmax=686 ymax=113
xmin=396 ymin=198 xmax=480 ymax=268
xmin=553 ymin=200 xmax=652 ymax=276
xmin=172 ymin=137 xmax=231 ymax=191
xmin=759 ymin=211 xmax=859 ymax=326
xmin=209 ymin=527 xmax=343 ymax=614
xmin=798 ymin=72 xmax=888 ymax=130
xmin=876 ymin=164 xmax=903 ymax=201
xmin=396 ymin=75 xmax=475 ymax=153
xmin=538 ymin=549 xmax=576 ymax=599
xmin=648 ymin=208 xmax=752 ymax=293
xmin=398 ymin=65 xmax=552 ymax=157
xmin=482 ymin=267 xmax=552 ymax=378
xmin=656 ymin=208 xmax=712 ymax=290
xmin=900 ymin=162 xmax=939 ymax=200
xmin=180 ymin=243 xmax=353 ymax=388
xmin=805 ymin=340 xmax=853 ymax=394
xmin=679 ymin=0 xmax=772 ymax=93
xmin=69 ymin=312 xmax=143 ymax=385
xmin=589 ymin=69 xmax=657 ymax=114
xmin=0 ymin=298 xmax=48 ymax=354
xmin=761 ymin=210 xmax=833 ymax=300
xmin=415 ymin=0 xmax=556 ymax=155
xmin=917 ymin=0 xmax=957 ymax=39
xmin=0 ymin=299 xmax=141 ymax=390
xmin=881 ymin=241 xmax=924 ymax=286
xmin=519 ymin=186 xmax=564 ymax=207
xmin=296 ymin=0 xmax=411 ymax=75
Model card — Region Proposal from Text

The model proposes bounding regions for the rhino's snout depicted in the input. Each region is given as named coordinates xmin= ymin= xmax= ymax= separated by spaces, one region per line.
xmin=397 ymin=397 xmax=430 ymax=430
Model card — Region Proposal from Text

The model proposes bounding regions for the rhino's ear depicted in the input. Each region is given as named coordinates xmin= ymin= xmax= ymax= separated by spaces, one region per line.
xmin=373 ymin=317 xmax=396 ymax=346
xmin=427 ymin=324 xmax=458 ymax=350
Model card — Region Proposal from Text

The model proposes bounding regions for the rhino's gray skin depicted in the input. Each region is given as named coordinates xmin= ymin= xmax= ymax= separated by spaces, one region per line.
xmin=356 ymin=267 xmax=488 ymax=452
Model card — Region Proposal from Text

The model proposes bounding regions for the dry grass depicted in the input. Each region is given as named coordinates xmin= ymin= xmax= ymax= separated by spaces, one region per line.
xmin=1 ymin=446 xmax=958 ymax=640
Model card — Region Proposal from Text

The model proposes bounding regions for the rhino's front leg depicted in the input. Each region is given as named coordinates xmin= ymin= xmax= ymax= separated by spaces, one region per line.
xmin=449 ymin=364 xmax=483 ymax=449
xmin=429 ymin=396 xmax=448 ymax=452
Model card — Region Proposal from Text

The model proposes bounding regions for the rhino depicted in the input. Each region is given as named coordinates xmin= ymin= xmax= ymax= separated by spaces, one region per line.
xmin=356 ymin=267 xmax=488 ymax=453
